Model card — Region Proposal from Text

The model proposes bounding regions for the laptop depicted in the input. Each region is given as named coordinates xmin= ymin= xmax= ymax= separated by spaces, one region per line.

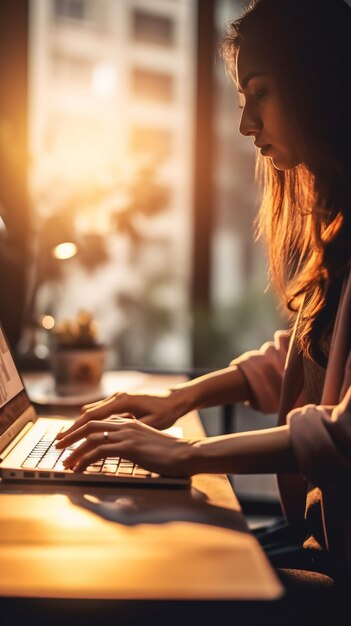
xmin=0 ymin=324 xmax=189 ymax=487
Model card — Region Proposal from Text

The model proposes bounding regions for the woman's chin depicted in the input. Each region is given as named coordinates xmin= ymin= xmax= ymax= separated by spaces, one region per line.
xmin=270 ymin=154 xmax=303 ymax=171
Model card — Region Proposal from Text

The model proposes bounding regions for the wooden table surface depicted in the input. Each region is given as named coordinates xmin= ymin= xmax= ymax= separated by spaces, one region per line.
xmin=0 ymin=371 xmax=284 ymax=601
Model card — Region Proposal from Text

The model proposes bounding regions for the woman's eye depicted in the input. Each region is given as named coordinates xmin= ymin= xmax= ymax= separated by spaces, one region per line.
xmin=253 ymin=89 xmax=267 ymax=101
xmin=237 ymin=88 xmax=268 ymax=110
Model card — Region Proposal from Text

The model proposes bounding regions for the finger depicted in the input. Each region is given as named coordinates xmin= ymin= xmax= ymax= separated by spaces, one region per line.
xmin=55 ymin=396 xmax=123 ymax=440
xmin=80 ymin=395 xmax=123 ymax=419
xmin=82 ymin=392 xmax=149 ymax=420
xmin=106 ymin=412 xmax=136 ymax=423
xmin=56 ymin=420 xmax=107 ymax=449
xmin=63 ymin=431 xmax=120 ymax=469
xmin=80 ymin=397 xmax=111 ymax=411
xmin=79 ymin=393 xmax=124 ymax=414
xmin=55 ymin=413 xmax=93 ymax=440
xmin=56 ymin=415 xmax=135 ymax=449
xmin=70 ymin=444 xmax=123 ymax=473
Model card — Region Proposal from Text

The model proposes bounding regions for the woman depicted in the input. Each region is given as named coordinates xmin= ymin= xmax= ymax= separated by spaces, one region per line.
xmin=56 ymin=0 xmax=351 ymax=593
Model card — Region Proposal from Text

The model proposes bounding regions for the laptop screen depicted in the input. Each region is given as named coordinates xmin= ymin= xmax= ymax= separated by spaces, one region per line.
xmin=0 ymin=326 xmax=31 ymax=437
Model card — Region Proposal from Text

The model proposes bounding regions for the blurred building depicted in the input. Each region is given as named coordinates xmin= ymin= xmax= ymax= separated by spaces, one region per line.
xmin=29 ymin=0 xmax=197 ymax=368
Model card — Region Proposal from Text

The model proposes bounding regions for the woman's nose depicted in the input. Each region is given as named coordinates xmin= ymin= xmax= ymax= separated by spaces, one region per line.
xmin=239 ymin=105 xmax=262 ymax=137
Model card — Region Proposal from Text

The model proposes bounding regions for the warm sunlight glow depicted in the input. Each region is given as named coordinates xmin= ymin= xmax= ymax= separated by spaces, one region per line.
xmin=52 ymin=242 xmax=78 ymax=260
xmin=0 ymin=215 xmax=7 ymax=232
xmin=91 ymin=63 xmax=117 ymax=98
xmin=41 ymin=315 xmax=55 ymax=330
xmin=27 ymin=0 xmax=195 ymax=372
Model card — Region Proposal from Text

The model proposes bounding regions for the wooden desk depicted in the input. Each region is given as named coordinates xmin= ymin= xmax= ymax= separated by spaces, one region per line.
xmin=0 ymin=371 xmax=284 ymax=604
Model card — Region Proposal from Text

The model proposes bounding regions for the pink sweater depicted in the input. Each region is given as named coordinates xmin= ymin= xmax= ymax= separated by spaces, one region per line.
xmin=230 ymin=269 xmax=351 ymax=580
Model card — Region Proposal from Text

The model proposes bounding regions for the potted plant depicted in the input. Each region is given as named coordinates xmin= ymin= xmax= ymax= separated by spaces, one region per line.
xmin=49 ymin=310 xmax=106 ymax=396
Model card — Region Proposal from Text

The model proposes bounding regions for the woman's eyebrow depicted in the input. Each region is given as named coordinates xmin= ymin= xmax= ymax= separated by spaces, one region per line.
xmin=237 ymin=71 xmax=267 ymax=93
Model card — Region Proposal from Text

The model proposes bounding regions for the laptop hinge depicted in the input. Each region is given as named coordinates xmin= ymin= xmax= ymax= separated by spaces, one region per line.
xmin=0 ymin=421 xmax=34 ymax=462
xmin=0 ymin=405 xmax=36 ymax=459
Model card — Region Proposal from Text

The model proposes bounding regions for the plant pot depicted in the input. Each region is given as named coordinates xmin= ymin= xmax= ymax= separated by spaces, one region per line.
xmin=50 ymin=346 xmax=106 ymax=396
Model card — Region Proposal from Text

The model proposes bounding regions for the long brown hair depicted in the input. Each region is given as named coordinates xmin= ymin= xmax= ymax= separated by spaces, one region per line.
xmin=220 ymin=0 xmax=351 ymax=364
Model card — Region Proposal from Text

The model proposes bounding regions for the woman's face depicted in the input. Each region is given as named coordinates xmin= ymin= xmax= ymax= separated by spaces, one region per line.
xmin=236 ymin=44 xmax=303 ymax=171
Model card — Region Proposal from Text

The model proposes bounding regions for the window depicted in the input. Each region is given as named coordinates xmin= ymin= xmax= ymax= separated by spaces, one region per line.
xmin=131 ymin=10 xmax=175 ymax=46
xmin=129 ymin=126 xmax=172 ymax=159
xmin=27 ymin=0 xmax=195 ymax=371
xmin=51 ymin=51 xmax=93 ymax=85
xmin=131 ymin=68 xmax=174 ymax=103
xmin=53 ymin=0 xmax=86 ymax=21
xmin=210 ymin=0 xmax=284 ymax=367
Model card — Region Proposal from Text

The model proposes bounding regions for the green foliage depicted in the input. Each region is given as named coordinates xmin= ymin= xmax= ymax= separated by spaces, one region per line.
xmin=50 ymin=310 xmax=101 ymax=350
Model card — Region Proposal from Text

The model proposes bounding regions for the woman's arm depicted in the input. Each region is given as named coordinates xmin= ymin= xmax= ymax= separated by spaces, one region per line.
xmin=191 ymin=424 xmax=298 ymax=475
xmin=56 ymin=364 xmax=253 ymax=439
xmin=56 ymin=416 xmax=298 ymax=477
xmin=170 ymin=364 xmax=254 ymax=410
xmin=56 ymin=328 xmax=291 ymax=442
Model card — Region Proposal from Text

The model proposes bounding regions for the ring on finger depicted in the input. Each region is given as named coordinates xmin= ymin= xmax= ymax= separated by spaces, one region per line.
xmin=103 ymin=431 xmax=110 ymax=443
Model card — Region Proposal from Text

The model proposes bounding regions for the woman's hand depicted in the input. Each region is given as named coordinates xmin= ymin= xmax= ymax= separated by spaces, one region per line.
xmin=55 ymin=415 xmax=198 ymax=477
xmin=54 ymin=364 xmax=250 ymax=445
xmin=55 ymin=387 xmax=190 ymax=443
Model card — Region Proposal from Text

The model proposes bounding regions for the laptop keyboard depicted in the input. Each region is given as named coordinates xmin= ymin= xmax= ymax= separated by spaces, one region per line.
xmin=21 ymin=424 xmax=152 ymax=477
